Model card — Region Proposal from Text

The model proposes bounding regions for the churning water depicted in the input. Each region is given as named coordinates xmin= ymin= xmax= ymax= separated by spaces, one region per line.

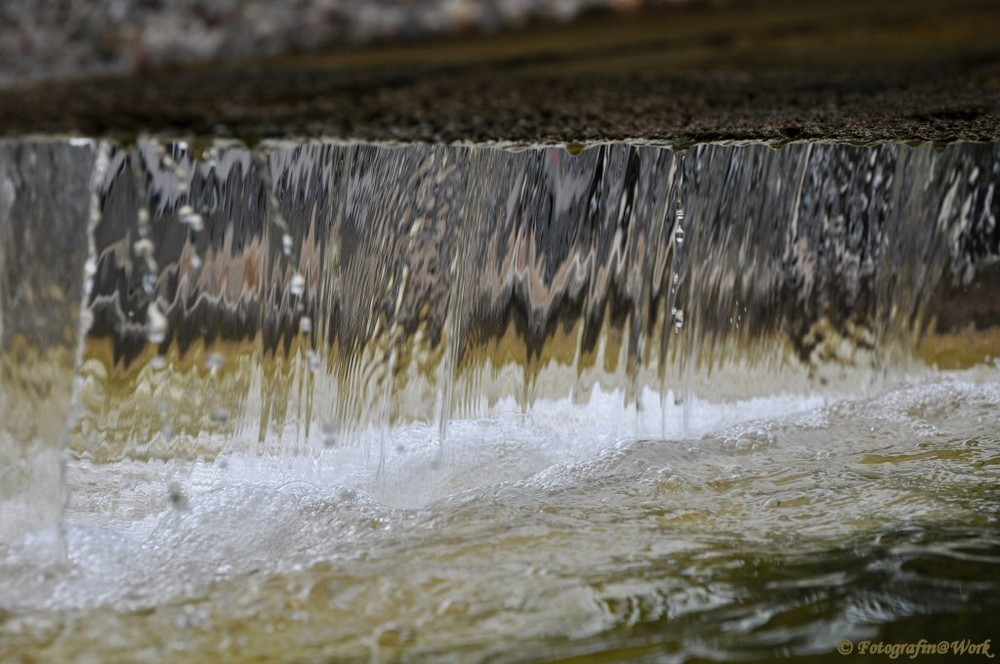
xmin=1 ymin=139 xmax=998 ymax=662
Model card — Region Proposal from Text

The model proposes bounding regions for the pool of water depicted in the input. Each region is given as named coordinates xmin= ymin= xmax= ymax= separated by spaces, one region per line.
xmin=3 ymin=366 xmax=998 ymax=662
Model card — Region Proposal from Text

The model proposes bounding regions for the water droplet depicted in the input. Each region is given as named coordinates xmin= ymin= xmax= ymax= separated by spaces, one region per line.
xmin=290 ymin=273 xmax=306 ymax=296
xmin=133 ymin=238 xmax=154 ymax=257
xmin=150 ymin=355 xmax=167 ymax=370
xmin=307 ymin=350 xmax=320 ymax=373
xmin=299 ymin=316 xmax=312 ymax=334
xmin=205 ymin=352 xmax=225 ymax=370
xmin=142 ymin=272 xmax=157 ymax=295
xmin=190 ymin=255 xmax=202 ymax=269
xmin=146 ymin=303 xmax=168 ymax=344
xmin=672 ymin=307 xmax=685 ymax=331
xmin=83 ymin=259 xmax=97 ymax=277
xmin=675 ymin=227 xmax=685 ymax=245
xmin=282 ymin=234 xmax=294 ymax=256
xmin=672 ymin=272 xmax=679 ymax=286
xmin=182 ymin=211 xmax=204 ymax=232
xmin=675 ymin=206 xmax=685 ymax=223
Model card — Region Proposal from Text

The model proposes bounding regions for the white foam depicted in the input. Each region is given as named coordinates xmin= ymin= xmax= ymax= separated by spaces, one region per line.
xmin=2 ymin=370 xmax=997 ymax=625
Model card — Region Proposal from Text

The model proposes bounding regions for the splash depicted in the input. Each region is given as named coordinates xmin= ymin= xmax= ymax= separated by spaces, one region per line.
xmin=1 ymin=138 xmax=998 ymax=543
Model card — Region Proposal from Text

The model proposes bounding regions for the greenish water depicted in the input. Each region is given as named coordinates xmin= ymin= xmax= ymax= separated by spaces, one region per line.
xmin=3 ymin=367 xmax=998 ymax=663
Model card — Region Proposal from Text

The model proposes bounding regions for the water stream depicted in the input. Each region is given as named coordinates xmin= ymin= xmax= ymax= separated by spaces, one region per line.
xmin=1 ymin=139 xmax=998 ymax=662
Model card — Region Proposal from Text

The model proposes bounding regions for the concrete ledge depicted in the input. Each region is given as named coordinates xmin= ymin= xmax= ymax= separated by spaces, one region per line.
xmin=1 ymin=0 xmax=999 ymax=144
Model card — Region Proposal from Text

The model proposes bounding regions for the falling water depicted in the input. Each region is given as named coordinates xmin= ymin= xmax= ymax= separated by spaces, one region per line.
xmin=66 ymin=141 xmax=1000 ymax=455
xmin=1 ymin=138 xmax=998 ymax=661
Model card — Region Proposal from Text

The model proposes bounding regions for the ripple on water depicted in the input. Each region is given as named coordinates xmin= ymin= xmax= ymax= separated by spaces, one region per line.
xmin=1 ymin=371 xmax=999 ymax=661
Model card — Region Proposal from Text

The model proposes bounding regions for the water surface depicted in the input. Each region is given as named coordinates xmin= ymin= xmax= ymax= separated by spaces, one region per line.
xmin=1 ymin=138 xmax=998 ymax=662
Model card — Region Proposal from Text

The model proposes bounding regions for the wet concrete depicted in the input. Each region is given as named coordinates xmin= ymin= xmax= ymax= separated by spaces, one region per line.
xmin=1 ymin=0 xmax=999 ymax=144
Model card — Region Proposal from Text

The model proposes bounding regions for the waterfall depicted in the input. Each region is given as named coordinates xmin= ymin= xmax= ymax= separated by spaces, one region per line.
xmin=1 ymin=138 xmax=998 ymax=543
